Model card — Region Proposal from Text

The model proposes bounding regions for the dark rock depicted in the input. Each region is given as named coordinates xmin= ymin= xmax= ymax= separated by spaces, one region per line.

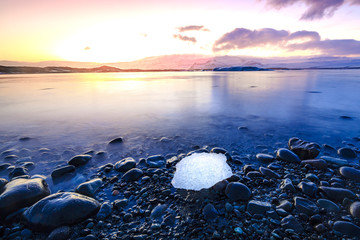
xmin=51 ymin=165 xmax=76 ymax=179
xmin=350 ymin=201 xmax=360 ymax=218
xmin=246 ymin=171 xmax=262 ymax=178
xmin=146 ymin=155 xmax=165 ymax=168
xmin=122 ymin=168 xmax=143 ymax=181
xmin=281 ymin=215 xmax=303 ymax=233
xmin=4 ymin=155 xmax=19 ymax=161
xmin=68 ymin=155 xmax=92 ymax=167
xmin=212 ymin=179 xmax=229 ymax=194
xmin=225 ymin=182 xmax=251 ymax=201
xmin=75 ymin=178 xmax=102 ymax=197
xmin=23 ymin=192 xmax=100 ymax=231
xmin=47 ymin=226 xmax=71 ymax=240
xmin=318 ymin=186 xmax=355 ymax=202
xmin=305 ymin=173 xmax=319 ymax=182
xmin=276 ymin=148 xmax=301 ymax=163
xmin=187 ymin=149 xmax=209 ymax=156
xmin=267 ymin=162 xmax=282 ymax=170
xmin=114 ymin=157 xmax=136 ymax=172
xmin=203 ymin=203 xmax=218 ymax=221
xmin=259 ymin=167 xmax=280 ymax=179
xmin=256 ymin=153 xmax=274 ymax=162
xmin=321 ymin=156 xmax=348 ymax=166
xmin=247 ymin=200 xmax=272 ymax=215
xmin=288 ymin=137 xmax=321 ymax=160
xmin=339 ymin=166 xmax=360 ymax=182
xmin=0 ymin=178 xmax=50 ymax=219
xmin=277 ymin=200 xmax=293 ymax=212
xmin=280 ymin=178 xmax=296 ymax=192
xmin=317 ymin=199 xmax=339 ymax=213
xmin=300 ymin=159 xmax=327 ymax=169
xmin=294 ymin=197 xmax=319 ymax=216
xmin=333 ymin=221 xmax=360 ymax=238
xmin=337 ymin=147 xmax=357 ymax=159
xmin=0 ymin=163 xmax=12 ymax=171
xmin=108 ymin=137 xmax=123 ymax=144
xmin=0 ymin=178 xmax=8 ymax=191
xmin=113 ymin=198 xmax=128 ymax=209
xmin=96 ymin=201 xmax=112 ymax=220
xmin=150 ymin=204 xmax=168 ymax=219
xmin=314 ymin=223 xmax=326 ymax=233
xmin=298 ymin=181 xmax=317 ymax=197
xmin=210 ymin=147 xmax=231 ymax=161
xmin=309 ymin=214 xmax=322 ymax=226
xmin=9 ymin=167 xmax=29 ymax=179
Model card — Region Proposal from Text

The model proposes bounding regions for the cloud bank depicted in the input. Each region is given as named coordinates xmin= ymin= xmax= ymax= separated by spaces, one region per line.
xmin=173 ymin=34 xmax=197 ymax=43
xmin=264 ymin=0 xmax=360 ymax=20
xmin=213 ymin=27 xmax=360 ymax=56
xmin=177 ymin=25 xmax=209 ymax=32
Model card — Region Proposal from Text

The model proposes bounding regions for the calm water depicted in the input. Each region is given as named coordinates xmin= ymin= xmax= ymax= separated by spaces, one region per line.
xmin=1 ymin=70 xmax=360 ymax=188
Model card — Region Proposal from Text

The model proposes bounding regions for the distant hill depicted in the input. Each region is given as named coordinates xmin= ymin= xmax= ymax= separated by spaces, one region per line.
xmin=1 ymin=55 xmax=360 ymax=73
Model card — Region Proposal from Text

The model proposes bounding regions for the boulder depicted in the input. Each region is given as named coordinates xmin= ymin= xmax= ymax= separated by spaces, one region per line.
xmin=294 ymin=197 xmax=318 ymax=216
xmin=339 ymin=167 xmax=360 ymax=183
xmin=288 ymin=137 xmax=321 ymax=160
xmin=333 ymin=221 xmax=360 ymax=238
xmin=225 ymin=182 xmax=251 ymax=201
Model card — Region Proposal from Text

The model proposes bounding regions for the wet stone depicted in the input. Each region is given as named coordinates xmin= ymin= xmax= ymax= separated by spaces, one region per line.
xmin=51 ymin=165 xmax=76 ymax=179
xmin=108 ymin=137 xmax=123 ymax=144
xmin=146 ymin=155 xmax=165 ymax=168
xmin=75 ymin=178 xmax=102 ymax=197
xmin=294 ymin=197 xmax=319 ymax=216
xmin=0 ymin=178 xmax=8 ymax=190
xmin=203 ymin=203 xmax=218 ymax=221
xmin=333 ymin=221 xmax=360 ymax=238
xmin=301 ymin=159 xmax=327 ymax=169
xmin=256 ymin=153 xmax=274 ymax=162
xmin=96 ymin=201 xmax=112 ymax=220
xmin=247 ymin=200 xmax=272 ymax=215
xmin=281 ymin=215 xmax=304 ymax=233
xmin=288 ymin=137 xmax=321 ymax=160
xmin=350 ymin=201 xmax=360 ymax=218
xmin=225 ymin=182 xmax=251 ymax=201
xmin=259 ymin=167 xmax=280 ymax=179
xmin=339 ymin=166 xmax=360 ymax=182
xmin=68 ymin=155 xmax=92 ymax=167
xmin=321 ymin=156 xmax=348 ymax=166
xmin=337 ymin=147 xmax=357 ymax=159
xmin=0 ymin=163 xmax=12 ymax=171
xmin=317 ymin=199 xmax=339 ymax=213
xmin=298 ymin=181 xmax=317 ymax=197
xmin=277 ymin=200 xmax=293 ymax=212
xmin=47 ymin=226 xmax=71 ymax=240
xmin=122 ymin=168 xmax=143 ymax=181
xmin=276 ymin=148 xmax=301 ymax=163
xmin=9 ymin=167 xmax=29 ymax=179
xmin=318 ymin=186 xmax=355 ymax=202
xmin=280 ymin=178 xmax=296 ymax=192
xmin=150 ymin=204 xmax=168 ymax=219
xmin=246 ymin=171 xmax=262 ymax=178
xmin=114 ymin=157 xmax=136 ymax=172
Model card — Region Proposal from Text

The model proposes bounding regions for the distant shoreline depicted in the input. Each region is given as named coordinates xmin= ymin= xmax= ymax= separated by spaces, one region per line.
xmin=1 ymin=65 xmax=360 ymax=74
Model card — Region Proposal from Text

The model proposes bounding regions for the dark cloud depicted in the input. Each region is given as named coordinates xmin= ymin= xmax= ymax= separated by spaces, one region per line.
xmin=177 ymin=25 xmax=209 ymax=32
xmin=264 ymin=0 xmax=360 ymax=20
xmin=213 ymin=27 xmax=360 ymax=56
xmin=173 ymin=34 xmax=197 ymax=43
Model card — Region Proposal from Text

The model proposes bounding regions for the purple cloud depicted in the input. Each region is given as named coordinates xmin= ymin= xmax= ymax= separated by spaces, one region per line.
xmin=173 ymin=34 xmax=197 ymax=43
xmin=264 ymin=0 xmax=360 ymax=20
xmin=213 ymin=27 xmax=360 ymax=56
xmin=177 ymin=25 xmax=209 ymax=32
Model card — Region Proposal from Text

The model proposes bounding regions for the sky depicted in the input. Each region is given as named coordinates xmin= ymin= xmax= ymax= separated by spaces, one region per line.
xmin=1 ymin=0 xmax=360 ymax=62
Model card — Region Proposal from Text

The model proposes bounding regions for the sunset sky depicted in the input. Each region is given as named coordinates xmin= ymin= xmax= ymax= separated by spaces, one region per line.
xmin=1 ymin=0 xmax=360 ymax=63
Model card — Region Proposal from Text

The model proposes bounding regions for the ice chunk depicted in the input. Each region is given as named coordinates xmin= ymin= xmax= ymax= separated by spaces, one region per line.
xmin=171 ymin=153 xmax=233 ymax=191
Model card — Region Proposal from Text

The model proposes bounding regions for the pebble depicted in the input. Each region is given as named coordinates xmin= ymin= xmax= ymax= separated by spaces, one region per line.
xmin=294 ymin=197 xmax=319 ymax=216
xmin=276 ymin=148 xmax=301 ymax=163
xmin=320 ymin=156 xmax=348 ymax=166
xmin=114 ymin=157 xmax=136 ymax=172
xmin=256 ymin=153 xmax=274 ymax=162
xmin=281 ymin=215 xmax=304 ymax=233
xmin=339 ymin=166 xmax=360 ymax=182
xmin=47 ymin=226 xmax=71 ymax=240
xmin=150 ymin=204 xmax=168 ymax=219
xmin=202 ymin=203 xmax=218 ymax=221
xmin=247 ymin=200 xmax=272 ymax=215
xmin=280 ymin=178 xmax=296 ymax=192
xmin=298 ymin=181 xmax=317 ymax=197
xmin=122 ymin=168 xmax=143 ymax=181
xmin=277 ymin=200 xmax=293 ymax=212
xmin=108 ymin=137 xmax=123 ymax=144
xmin=0 ymin=178 xmax=8 ymax=190
xmin=68 ymin=154 xmax=92 ymax=167
xmin=333 ymin=221 xmax=360 ymax=238
xmin=0 ymin=163 xmax=12 ymax=171
xmin=9 ymin=167 xmax=29 ymax=179
xmin=337 ymin=147 xmax=357 ymax=159
xmin=350 ymin=201 xmax=360 ymax=218
xmin=51 ymin=165 xmax=76 ymax=179
xmin=96 ymin=201 xmax=112 ymax=220
xmin=0 ymin=178 xmax=50 ymax=219
xmin=75 ymin=178 xmax=103 ymax=197
xmin=259 ymin=167 xmax=280 ymax=179
xmin=300 ymin=159 xmax=327 ymax=169
xmin=288 ymin=137 xmax=321 ymax=160
xmin=317 ymin=199 xmax=339 ymax=213
xmin=146 ymin=155 xmax=165 ymax=168
xmin=318 ymin=186 xmax=355 ymax=202
xmin=225 ymin=182 xmax=251 ymax=201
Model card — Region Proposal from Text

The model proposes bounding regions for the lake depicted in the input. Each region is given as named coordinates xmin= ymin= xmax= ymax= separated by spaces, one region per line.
xmin=1 ymin=70 xmax=360 ymax=189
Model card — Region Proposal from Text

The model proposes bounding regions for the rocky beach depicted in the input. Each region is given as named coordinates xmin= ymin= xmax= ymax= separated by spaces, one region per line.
xmin=1 ymin=136 xmax=360 ymax=240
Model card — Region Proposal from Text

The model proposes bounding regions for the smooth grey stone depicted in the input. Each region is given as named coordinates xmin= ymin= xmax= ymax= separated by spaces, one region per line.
xmin=51 ymin=165 xmax=76 ymax=179
xmin=256 ymin=153 xmax=274 ymax=162
xmin=259 ymin=167 xmax=280 ymax=179
xmin=333 ymin=221 xmax=360 ymax=238
xmin=318 ymin=186 xmax=355 ymax=202
xmin=276 ymin=148 xmax=301 ymax=163
xmin=150 ymin=204 xmax=168 ymax=219
xmin=339 ymin=167 xmax=360 ymax=182
xmin=294 ymin=197 xmax=318 ymax=216
xmin=108 ymin=137 xmax=123 ymax=144
xmin=288 ymin=137 xmax=320 ymax=160
xmin=225 ymin=182 xmax=251 ymax=201
xmin=280 ymin=178 xmax=296 ymax=192
xmin=122 ymin=168 xmax=143 ymax=181
xmin=298 ymin=181 xmax=317 ymax=197
xmin=350 ymin=201 xmax=360 ymax=218
xmin=321 ymin=156 xmax=348 ymax=166
xmin=337 ymin=147 xmax=357 ymax=159
xmin=47 ymin=226 xmax=71 ymax=240
xmin=68 ymin=155 xmax=92 ymax=167
xmin=75 ymin=178 xmax=102 ymax=197
xmin=114 ymin=157 xmax=136 ymax=172
xmin=0 ymin=178 xmax=50 ymax=219
xmin=281 ymin=215 xmax=303 ymax=233
xmin=317 ymin=199 xmax=339 ymax=213
xmin=96 ymin=201 xmax=112 ymax=220
xmin=203 ymin=203 xmax=218 ymax=221
xmin=247 ymin=200 xmax=272 ymax=215
xmin=23 ymin=192 xmax=100 ymax=231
